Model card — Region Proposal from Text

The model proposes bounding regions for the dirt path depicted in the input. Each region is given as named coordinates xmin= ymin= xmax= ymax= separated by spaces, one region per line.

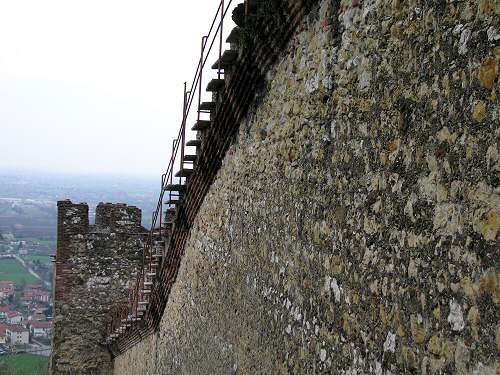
xmin=14 ymin=255 xmax=41 ymax=280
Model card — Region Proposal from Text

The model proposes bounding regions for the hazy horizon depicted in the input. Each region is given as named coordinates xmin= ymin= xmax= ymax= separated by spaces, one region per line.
xmin=0 ymin=0 xmax=236 ymax=177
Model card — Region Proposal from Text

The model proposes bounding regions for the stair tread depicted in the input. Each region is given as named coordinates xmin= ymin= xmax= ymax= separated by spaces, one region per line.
xmin=165 ymin=199 xmax=179 ymax=205
xmin=212 ymin=50 xmax=238 ymax=70
xmin=186 ymin=140 xmax=201 ymax=147
xmin=199 ymin=102 xmax=216 ymax=111
xmin=206 ymin=78 xmax=225 ymax=92
xmin=175 ymin=169 xmax=194 ymax=178
xmin=164 ymin=184 xmax=185 ymax=192
xmin=191 ymin=120 xmax=211 ymax=131
xmin=226 ymin=27 xmax=242 ymax=44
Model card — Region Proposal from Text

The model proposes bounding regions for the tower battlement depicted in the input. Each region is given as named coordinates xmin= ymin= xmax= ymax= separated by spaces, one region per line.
xmin=95 ymin=202 xmax=142 ymax=233
xmin=51 ymin=200 xmax=146 ymax=375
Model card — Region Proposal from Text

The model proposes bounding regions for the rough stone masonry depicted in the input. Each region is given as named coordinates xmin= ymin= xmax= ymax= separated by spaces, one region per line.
xmin=51 ymin=201 xmax=146 ymax=375
xmin=113 ymin=0 xmax=499 ymax=373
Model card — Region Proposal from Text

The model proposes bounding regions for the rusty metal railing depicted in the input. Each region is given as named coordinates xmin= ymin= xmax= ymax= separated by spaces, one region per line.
xmin=105 ymin=0 xmax=235 ymax=345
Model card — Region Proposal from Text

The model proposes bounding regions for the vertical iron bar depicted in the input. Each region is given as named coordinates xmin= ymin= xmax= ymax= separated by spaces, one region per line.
xmin=218 ymin=0 xmax=224 ymax=80
xmin=150 ymin=213 xmax=154 ymax=273
xmin=170 ymin=140 xmax=176 ymax=205
xmin=198 ymin=36 xmax=207 ymax=122
xmin=159 ymin=174 xmax=164 ymax=237
xmin=181 ymin=83 xmax=187 ymax=177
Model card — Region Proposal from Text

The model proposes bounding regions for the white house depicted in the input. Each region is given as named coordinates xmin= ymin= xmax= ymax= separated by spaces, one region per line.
xmin=6 ymin=326 xmax=29 ymax=345
xmin=6 ymin=311 xmax=23 ymax=325
xmin=28 ymin=320 xmax=52 ymax=338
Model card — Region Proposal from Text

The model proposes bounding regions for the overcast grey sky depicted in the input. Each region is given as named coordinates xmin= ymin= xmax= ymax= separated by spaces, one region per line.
xmin=0 ymin=0 xmax=234 ymax=177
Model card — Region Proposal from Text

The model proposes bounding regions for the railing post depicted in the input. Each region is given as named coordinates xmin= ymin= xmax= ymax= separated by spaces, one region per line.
xmin=170 ymin=139 xmax=176 ymax=205
xmin=159 ymin=174 xmax=164 ymax=237
xmin=198 ymin=36 xmax=207 ymax=122
xmin=181 ymin=83 xmax=187 ymax=176
xmin=218 ymin=0 xmax=224 ymax=80
xmin=150 ymin=213 xmax=155 ymax=272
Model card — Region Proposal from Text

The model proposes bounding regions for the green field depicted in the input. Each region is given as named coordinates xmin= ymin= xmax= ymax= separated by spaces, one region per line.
xmin=0 ymin=353 xmax=48 ymax=375
xmin=22 ymin=255 xmax=52 ymax=265
xmin=0 ymin=259 xmax=38 ymax=284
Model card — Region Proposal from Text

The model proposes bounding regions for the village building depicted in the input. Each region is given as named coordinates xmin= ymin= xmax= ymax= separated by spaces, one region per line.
xmin=27 ymin=320 xmax=52 ymax=338
xmin=0 ymin=324 xmax=8 ymax=344
xmin=23 ymin=284 xmax=49 ymax=303
xmin=0 ymin=306 xmax=10 ymax=320
xmin=29 ymin=306 xmax=47 ymax=321
xmin=6 ymin=325 xmax=29 ymax=345
xmin=0 ymin=281 xmax=15 ymax=299
xmin=6 ymin=310 xmax=23 ymax=325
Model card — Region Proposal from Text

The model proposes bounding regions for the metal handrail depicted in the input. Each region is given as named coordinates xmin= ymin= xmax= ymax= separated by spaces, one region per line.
xmin=106 ymin=0 xmax=234 ymax=343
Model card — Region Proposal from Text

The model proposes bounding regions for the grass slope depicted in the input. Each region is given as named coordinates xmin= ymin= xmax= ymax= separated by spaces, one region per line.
xmin=0 ymin=259 xmax=38 ymax=284
xmin=0 ymin=353 xmax=49 ymax=375
xmin=21 ymin=256 xmax=52 ymax=265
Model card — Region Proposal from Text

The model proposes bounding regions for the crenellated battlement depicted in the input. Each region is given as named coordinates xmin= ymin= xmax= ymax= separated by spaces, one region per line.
xmin=95 ymin=202 xmax=142 ymax=233
xmin=51 ymin=200 xmax=147 ymax=375
xmin=58 ymin=200 xmax=89 ymax=236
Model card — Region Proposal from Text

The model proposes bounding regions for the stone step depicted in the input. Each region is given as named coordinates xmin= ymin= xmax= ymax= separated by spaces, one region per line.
xmin=199 ymin=102 xmax=216 ymax=111
xmin=192 ymin=120 xmax=211 ymax=131
xmin=163 ymin=197 xmax=181 ymax=203
xmin=206 ymin=78 xmax=225 ymax=92
xmin=165 ymin=199 xmax=180 ymax=205
xmin=226 ymin=27 xmax=242 ymax=44
xmin=186 ymin=140 xmax=201 ymax=147
xmin=175 ymin=169 xmax=194 ymax=178
xmin=212 ymin=50 xmax=238 ymax=70
xmin=183 ymin=154 xmax=197 ymax=163
xmin=232 ymin=4 xmax=245 ymax=27
xmin=164 ymin=184 xmax=185 ymax=192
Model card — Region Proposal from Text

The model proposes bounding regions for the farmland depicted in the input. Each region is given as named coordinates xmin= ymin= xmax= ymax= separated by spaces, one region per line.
xmin=22 ymin=255 xmax=52 ymax=265
xmin=0 ymin=259 xmax=38 ymax=284
xmin=0 ymin=353 xmax=49 ymax=375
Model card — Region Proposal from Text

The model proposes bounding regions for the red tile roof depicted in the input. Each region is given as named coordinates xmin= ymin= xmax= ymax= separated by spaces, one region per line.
xmin=6 ymin=325 xmax=28 ymax=333
xmin=25 ymin=284 xmax=42 ymax=290
xmin=29 ymin=320 xmax=52 ymax=329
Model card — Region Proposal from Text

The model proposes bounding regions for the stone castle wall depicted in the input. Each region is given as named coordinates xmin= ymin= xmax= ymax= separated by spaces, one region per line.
xmin=51 ymin=201 xmax=146 ymax=375
xmin=114 ymin=0 xmax=499 ymax=373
